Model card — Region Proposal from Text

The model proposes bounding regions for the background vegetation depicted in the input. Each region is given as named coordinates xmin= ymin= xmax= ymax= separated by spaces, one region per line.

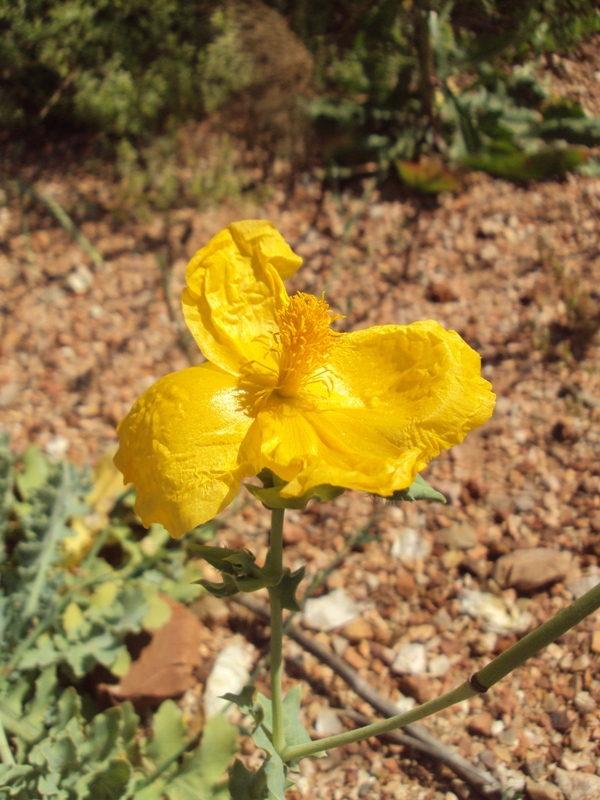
xmin=2 ymin=0 xmax=600 ymax=188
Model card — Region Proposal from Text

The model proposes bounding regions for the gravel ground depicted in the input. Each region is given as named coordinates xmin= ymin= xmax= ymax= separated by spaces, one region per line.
xmin=2 ymin=45 xmax=600 ymax=800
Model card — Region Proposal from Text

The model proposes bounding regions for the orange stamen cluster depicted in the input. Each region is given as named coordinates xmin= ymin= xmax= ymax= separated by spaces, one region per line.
xmin=239 ymin=293 xmax=341 ymax=413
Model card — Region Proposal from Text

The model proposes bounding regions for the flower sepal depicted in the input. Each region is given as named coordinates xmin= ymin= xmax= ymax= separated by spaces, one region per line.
xmin=246 ymin=469 xmax=345 ymax=510
xmin=384 ymin=473 xmax=447 ymax=504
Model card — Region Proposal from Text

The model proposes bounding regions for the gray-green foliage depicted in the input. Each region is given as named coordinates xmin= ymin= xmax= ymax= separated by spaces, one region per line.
xmin=0 ymin=437 xmax=236 ymax=799
xmin=0 ymin=0 xmax=250 ymax=136
xmin=302 ymin=0 xmax=600 ymax=180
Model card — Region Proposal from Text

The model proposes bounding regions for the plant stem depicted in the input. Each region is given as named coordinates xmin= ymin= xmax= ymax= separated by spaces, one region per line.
xmin=282 ymin=579 xmax=600 ymax=763
xmin=475 ymin=579 xmax=600 ymax=690
xmin=268 ymin=508 xmax=286 ymax=754
xmin=283 ymin=682 xmax=476 ymax=762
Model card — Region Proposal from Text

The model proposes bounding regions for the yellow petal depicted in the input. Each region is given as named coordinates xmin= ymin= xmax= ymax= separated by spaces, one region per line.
xmin=245 ymin=320 xmax=495 ymax=497
xmin=182 ymin=221 xmax=303 ymax=374
xmin=245 ymin=399 xmax=417 ymax=497
xmin=329 ymin=320 xmax=495 ymax=445
xmin=114 ymin=364 xmax=255 ymax=537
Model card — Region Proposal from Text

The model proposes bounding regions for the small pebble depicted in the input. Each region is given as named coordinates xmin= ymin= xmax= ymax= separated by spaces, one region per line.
xmin=390 ymin=527 xmax=431 ymax=562
xmin=391 ymin=643 xmax=427 ymax=676
xmin=303 ymin=589 xmax=361 ymax=632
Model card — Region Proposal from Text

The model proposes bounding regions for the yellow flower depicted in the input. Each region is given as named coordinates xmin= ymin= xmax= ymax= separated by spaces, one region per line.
xmin=115 ymin=220 xmax=495 ymax=537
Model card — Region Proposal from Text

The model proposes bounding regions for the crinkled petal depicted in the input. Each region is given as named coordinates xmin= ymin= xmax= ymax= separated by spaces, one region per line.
xmin=329 ymin=320 xmax=494 ymax=438
xmin=182 ymin=220 xmax=302 ymax=374
xmin=244 ymin=320 xmax=495 ymax=497
xmin=244 ymin=399 xmax=419 ymax=497
xmin=114 ymin=364 xmax=255 ymax=537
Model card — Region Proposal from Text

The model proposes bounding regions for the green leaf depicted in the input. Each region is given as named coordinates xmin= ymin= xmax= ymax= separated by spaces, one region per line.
xmin=79 ymin=758 xmax=132 ymax=800
xmin=229 ymin=759 xmax=268 ymax=800
xmin=252 ymin=726 xmax=287 ymax=800
xmin=189 ymin=545 xmax=257 ymax=577
xmin=463 ymin=145 xmax=586 ymax=181
xmin=146 ymin=700 xmax=187 ymax=767
xmin=538 ymin=116 xmax=600 ymax=147
xmin=163 ymin=715 xmax=238 ymax=800
xmin=221 ymin=684 xmax=256 ymax=714
xmin=278 ymin=567 xmax=305 ymax=613
xmin=15 ymin=446 xmax=50 ymax=500
xmin=36 ymin=734 xmax=79 ymax=774
xmin=395 ymin=159 xmax=461 ymax=194
xmin=282 ymin=686 xmax=313 ymax=760
xmin=245 ymin=482 xmax=345 ymax=510
xmin=142 ymin=592 xmax=172 ymax=630
xmin=387 ymin=474 xmax=447 ymax=504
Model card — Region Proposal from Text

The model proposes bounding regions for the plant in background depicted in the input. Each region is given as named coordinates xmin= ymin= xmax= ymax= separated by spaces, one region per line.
xmin=0 ymin=438 xmax=239 ymax=798
xmin=113 ymin=221 xmax=600 ymax=797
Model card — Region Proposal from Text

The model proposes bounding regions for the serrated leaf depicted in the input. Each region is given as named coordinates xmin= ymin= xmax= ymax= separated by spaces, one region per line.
xmin=198 ymin=573 xmax=242 ymax=599
xmin=22 ymin=667 xmax=57 ymax=733
xmin=78 ymin=758 xmax=131 ymax=800
xmin=245 ymin=482 xmax=345 ymax=510
xmin=36 ymin=733 xmax=79 ymax=774
xmin=19 ymin=632 xmax=60 ymax=670
xmin=387 ymin=473 xmax=447 ymax=504
xmin=163 ymin=715 xmax=238 ymax=800
xmin=147 ymin=700 xmax=187 ymax=767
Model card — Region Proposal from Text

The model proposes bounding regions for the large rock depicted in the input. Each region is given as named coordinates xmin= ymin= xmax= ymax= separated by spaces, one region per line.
xmin=554 ymin=768 xmax=600 ymax=800
xmin=493 ymin=548 xmax=572 ymax=593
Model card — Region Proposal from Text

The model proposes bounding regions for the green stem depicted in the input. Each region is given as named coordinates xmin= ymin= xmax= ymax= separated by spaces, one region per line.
xmin=283 ymin=579 xmax=600 ymax=763
xmin=268 ymin=508 xmax=286 ymax=754
xmin=283 ymin=682 xmax=476 ymax=762
xmin=475 ymin=579 xmax=600 ymax=690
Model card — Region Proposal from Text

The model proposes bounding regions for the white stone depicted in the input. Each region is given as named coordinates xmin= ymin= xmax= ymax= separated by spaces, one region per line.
xmin=427 ymin=654 xmax=451 ymax=677
xmin=390 ymin=527 xmax=431 ymax=562
xmin=65 ymin=265 xmax=94 ymax=295
xmin=44 ymin=435 xmax=70 ymax=460
xmin=460 ymin=590 xmax=532 ymax=633
xmin=314 ymin=705 xmax=344 ymax=736
xmin=302 ymin=589 xmax=361 ymax=632
xmin=391 ymin=643 xmax=427 ymax=676
xmin=203 ymin=638 xmax=254 ymax=719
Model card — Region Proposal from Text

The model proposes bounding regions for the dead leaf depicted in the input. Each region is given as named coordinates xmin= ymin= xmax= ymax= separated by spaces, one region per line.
xmin=99 ymin=595 xmax=205 ymax=707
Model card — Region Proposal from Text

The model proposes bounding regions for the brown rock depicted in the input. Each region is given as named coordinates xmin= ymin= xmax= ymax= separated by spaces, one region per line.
xmin=494 ymin=548 xmax=572 ymax=592
xmin=435 ymin=522 xmax=478 ymax=550
xmin=396 ymin=675 xmax=437 ymax=704
xmin=342 ymin=617 xmax=374 ymax=644
xmin=466 ymin=711 xmax=493 ymax=737
xmin=526 ymin=779 xmax=565 ymax=800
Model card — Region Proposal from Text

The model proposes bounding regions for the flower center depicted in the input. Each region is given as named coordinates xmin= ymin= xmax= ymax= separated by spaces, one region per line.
xmin=239 ymin=293 xmax=341 ymax=412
